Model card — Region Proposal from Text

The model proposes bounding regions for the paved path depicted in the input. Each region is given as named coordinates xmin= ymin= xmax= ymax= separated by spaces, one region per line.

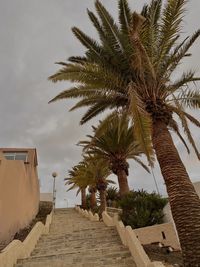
xmin=15 ymin=208 xmax=136 ymax=267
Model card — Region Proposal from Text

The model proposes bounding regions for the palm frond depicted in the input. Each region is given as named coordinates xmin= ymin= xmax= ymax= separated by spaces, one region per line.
xmin=141 ymin=0 xmax=162 ymax=63
xmin=183 ymin=112 xmax=200 ymax=128
xmin=176 ymin=89 xmax=200 ymax=109
xmin=171 ymin=103 xmax=200 ymax=159
xmin=87 ymin=9 xmax=106 ymax=42
xmin=72 ymin=27 xmax=102 ymax=58
xmin=171 ymin=71 xmax=200 ymax=93
xmin=68 ymin=56 xmax=87 ymax=64
xmin=95 ymin=0 xmax=124 ymax=54
xmin=48 ymin=85 xmax=100 ymax=103
xmin=165 ymin=30 xmax=200 ymax=76
xmin=168 ymin=119 xmax=190 ymax=154
xmin=80 ymin=100 xmax=115 ymax=124
xmin=129 ymin=12 xmax=156 ymax=80
xmin=128 ymin=87 xmax=154 ymax=165
xmin=131 ymin=156 xmax=150 ymax=173
xmin=155 ymin=0 xmax=186 ymax=72
xmin=118 ymin=0 xmax=131 ymax=34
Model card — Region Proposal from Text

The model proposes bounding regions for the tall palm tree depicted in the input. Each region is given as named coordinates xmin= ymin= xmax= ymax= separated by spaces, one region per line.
xmin=49 ymin=0 xmax=200 ymax=264
xmin=79 ymin=113 xmax=149 ymax=196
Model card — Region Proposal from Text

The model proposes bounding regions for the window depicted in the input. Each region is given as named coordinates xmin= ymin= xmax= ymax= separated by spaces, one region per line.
xmin=4 ymin=152 xmax=28 ymax=162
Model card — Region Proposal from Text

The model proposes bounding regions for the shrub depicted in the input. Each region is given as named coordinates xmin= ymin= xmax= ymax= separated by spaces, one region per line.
xmin=119 ymin=190 xmax=167 ymax=229
xmin=106 ymin=186 xmax=120 ymax=207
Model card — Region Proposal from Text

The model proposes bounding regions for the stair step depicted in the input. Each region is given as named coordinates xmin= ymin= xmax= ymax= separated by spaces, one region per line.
xmin=31 ymin=244 xmax=126 ymax=257
xmin=16 ymin=255 xmax=135 ymax=266
xmin=37 ymin=234 xmax=119 ymax=245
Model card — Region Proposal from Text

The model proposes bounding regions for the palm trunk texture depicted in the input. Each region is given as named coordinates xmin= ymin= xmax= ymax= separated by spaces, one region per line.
xmin=99 ymin=189 xmax=106 ymax=217
xmin=152 ymin=120 xmax=200 ymax=266
xmin=90 ymin=191 xmax=96 ymax=211
xmin=117 ymin=169 xmax=130 ymax=196
xmin=81 ymin=188 xmax=86 ymax=209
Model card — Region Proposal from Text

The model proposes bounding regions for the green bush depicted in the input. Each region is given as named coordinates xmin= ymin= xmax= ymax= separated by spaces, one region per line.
xmin=106 ymin=186 xmax=120 ymax=207
xmin=119 ymin=190 xmax=167 ymax=229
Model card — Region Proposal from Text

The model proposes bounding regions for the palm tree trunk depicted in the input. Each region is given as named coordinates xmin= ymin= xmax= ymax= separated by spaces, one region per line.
xmin=99 ymin=189 xmax=106 ymax=217
xmin=152 ymin=120 xmax=200 ymax=266
xmin=117 ymin=169 xmax=130 ymax=196
xmin=90 ymin=191 xmax=96 ymax=211
xmin=81 ymin=187 xmax=86 ymax=209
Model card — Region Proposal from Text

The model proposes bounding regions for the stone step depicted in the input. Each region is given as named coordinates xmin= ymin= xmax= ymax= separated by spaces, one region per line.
xmin=49 ymin=224 xmax=108 ymax=232
xmin=38 ymin=231 xmax=119 ymax=241
xmin=43 ymin=227 xmax=117 ymax=236
xmin=16 ymin=261 xmax=135 ymax=267
xmin=31 ymin=244 xmax=126 ymax=257
xmin=34 ymin=239 xmax=122 ymax=253
xmin=30 ymin=248 xmax=130 ymax=260
xmin=16 ymin=252 xmax=135 ymax=266
xmin=37 ymin=231 xmax=118 ymax=244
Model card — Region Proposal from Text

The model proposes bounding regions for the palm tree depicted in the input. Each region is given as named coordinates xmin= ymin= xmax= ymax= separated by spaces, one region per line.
xmin=88 ymin=185 xmax=97 ymax=211
xmin=84 ymin=156 xmax=114 ymax=216
xmin=106 ymin=186 xmax=120 ymax=207
xmin=79 ymin=113 xmax=149 ymax=196
xmin=66 ymin=157 xmax=113 ymax=215
xmin=49 ymin=0 xmax=200 ymax=264
xmin=65 ymin=163 xmax=89 ymax=209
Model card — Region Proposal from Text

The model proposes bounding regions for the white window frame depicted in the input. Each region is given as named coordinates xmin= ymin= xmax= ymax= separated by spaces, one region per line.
xmin=3 ymin=152 xmax=28 ymax=162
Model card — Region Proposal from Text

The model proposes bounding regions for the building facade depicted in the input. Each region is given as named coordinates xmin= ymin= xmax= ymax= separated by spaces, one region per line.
xmin=0 ymin=148 xmax=40 ymax=247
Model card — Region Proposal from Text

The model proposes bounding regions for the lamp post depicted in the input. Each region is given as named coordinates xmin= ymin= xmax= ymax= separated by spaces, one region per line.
xmin=64 ymin=198 xmax=69 ymax=208
xmin=52 ymin=172 xmax=57 ymax=211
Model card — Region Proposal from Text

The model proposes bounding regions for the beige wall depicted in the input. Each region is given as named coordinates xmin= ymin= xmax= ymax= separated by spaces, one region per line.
xmin=40 ymin=193 xmax=53 ymax=202
xmin=0 ymin=149 xmax=39 ymax=246
xmin=134 ymin=222 xmax=180 ymax=250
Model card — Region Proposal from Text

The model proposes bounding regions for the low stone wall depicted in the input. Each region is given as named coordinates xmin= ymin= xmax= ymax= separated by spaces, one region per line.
xmin=102 ymin=211 xmax=164 ymax=267
xmin=75 ymin=206 xmax=99 ymax=222
xmin=75 ymin=207 xmax=165 ymax=267
xmin=0 ymin=211 xmax=53 ymax=267
xmin=105 ymin=207 xmax=122 ymax=219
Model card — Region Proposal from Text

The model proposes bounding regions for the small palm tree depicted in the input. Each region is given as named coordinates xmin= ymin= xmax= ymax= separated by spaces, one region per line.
xmin=84 ymin=156 xmax=114 ymax=216
xmin=66 ymin=157 xmax=114 ymax=215
xmin=79 ymin=113 xmax=149 ymax=196
xmin=106 ymin=186 xmax=120 ymax=207
xmin=88 ymin=185 xmax=97 ymax=211
xmin=49 ymin=0 xmax=200 ymax=264
xmin=65 ymin=162 xmax=90 ymax=209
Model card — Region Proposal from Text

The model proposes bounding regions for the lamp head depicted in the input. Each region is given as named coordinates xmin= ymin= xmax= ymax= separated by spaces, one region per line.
xmin=52 ymin=172 xmax=57 ymax=178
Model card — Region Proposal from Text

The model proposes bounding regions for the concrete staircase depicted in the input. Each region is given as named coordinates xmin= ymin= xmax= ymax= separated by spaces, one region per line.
xmin=15 ymin=208 xmax=136 ymax=267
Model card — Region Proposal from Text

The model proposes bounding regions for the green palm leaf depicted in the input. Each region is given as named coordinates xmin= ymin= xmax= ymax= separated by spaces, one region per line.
xmin=128 ymin=88 xmax=154 ymax=165
xmin=118 ymin=0 xmax=131 ymax=34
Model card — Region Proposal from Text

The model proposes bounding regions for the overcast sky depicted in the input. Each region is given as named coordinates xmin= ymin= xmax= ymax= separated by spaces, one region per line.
xmin=0 ymin=0 xmax=199 ymax=208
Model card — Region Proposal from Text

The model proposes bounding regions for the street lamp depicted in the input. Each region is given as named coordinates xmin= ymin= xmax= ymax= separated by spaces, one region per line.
xmin=64 ymin=198 xmax=69 ymax=208
xmin=52 ymin=172 xmax=58 ymax=210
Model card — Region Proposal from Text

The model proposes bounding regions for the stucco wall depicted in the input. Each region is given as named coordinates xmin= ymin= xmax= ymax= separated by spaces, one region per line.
xmin=40 ymin=193 xmax=53 ymax=202
xmin=0 ymin=150 xmax=39 ymax=246
xmin=134 ymin=222 xmax=180 ymax=250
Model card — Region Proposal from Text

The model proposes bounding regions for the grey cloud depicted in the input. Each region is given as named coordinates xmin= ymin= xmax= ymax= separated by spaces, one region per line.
xmin=0 ymin=0 xmax=199 ymax=207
